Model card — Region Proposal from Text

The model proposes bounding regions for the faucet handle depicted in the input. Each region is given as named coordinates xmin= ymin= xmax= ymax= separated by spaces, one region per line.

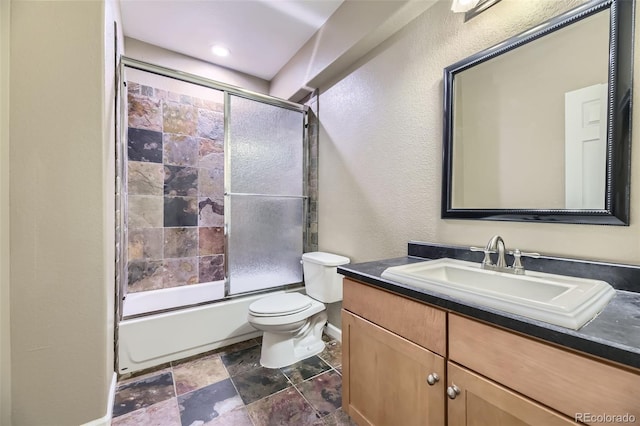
xmin=470 ymin=246 xmax=496 ymax=266
xmin=508 ymin=249 xmax=541 ymax=273
xmin=470 ymin=246 xmax=494 ymax=252
xmin=508 ymin=249 xmax=541 ymax=258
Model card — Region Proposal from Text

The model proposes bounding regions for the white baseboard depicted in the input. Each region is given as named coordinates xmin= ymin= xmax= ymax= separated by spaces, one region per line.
xmin=81 ymin=372 xmax=117 ymax=426
xmin=325 ymin=322 xmax=341 ymax=342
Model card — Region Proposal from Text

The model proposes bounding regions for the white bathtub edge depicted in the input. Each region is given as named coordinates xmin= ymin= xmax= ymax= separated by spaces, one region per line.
xmin=118 ymin=289 xmax=307 ymax=374
xmin=123 ymin=281 xmax=225 ymax=317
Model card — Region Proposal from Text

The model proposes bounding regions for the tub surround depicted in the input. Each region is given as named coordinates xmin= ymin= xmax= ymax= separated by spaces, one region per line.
xmin=337 ymin=242 xmax=640 ymax=370
xmin=126 ymin=80 xmax=225 ymax=294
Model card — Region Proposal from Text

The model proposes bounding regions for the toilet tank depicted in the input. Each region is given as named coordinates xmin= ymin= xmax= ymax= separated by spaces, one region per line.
xmin=302 ymin=252 xmax=350 ymax=303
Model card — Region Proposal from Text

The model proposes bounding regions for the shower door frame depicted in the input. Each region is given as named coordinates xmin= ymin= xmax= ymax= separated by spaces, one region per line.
xmin=116 ymin=56 xmax=310 ymax=321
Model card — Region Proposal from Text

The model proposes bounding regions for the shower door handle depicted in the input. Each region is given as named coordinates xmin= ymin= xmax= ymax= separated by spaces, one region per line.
xmin=225 ymin=192 xmax=308 ymax=199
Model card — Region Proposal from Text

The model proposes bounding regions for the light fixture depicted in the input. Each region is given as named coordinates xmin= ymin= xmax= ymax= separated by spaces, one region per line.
xmin=211 ymin=45 xmax=230 ymax=57
xmin=451 ymin=0 xmax=480 ymax=13
xmin=452 ymin=0 xmax=502 ymax=21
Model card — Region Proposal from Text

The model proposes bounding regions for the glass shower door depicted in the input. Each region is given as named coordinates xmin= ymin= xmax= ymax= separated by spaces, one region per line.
xmin=226 ymin=95 xmax=306 ymax=295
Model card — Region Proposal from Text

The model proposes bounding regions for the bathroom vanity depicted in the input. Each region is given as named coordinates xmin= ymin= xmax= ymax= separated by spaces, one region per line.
xmin=338 ymin=243 xmax=640 ymax=426
xmin=365 ymin=2 xmax=640 ymax=421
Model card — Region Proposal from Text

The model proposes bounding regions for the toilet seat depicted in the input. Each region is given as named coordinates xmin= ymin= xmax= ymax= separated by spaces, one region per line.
xmin=249 ymin=293 xmax=313 ymax=317
xmin=248 ymin=294 xmax=325 ymax=327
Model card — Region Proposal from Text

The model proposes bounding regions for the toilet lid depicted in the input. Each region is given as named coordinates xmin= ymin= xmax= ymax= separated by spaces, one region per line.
xmin=249 ymin=293 xmax=313 ymax=317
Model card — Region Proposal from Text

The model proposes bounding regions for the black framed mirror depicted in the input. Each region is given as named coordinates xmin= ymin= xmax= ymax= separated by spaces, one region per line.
xmin=442 ymin=0 xmax=634 ymax=225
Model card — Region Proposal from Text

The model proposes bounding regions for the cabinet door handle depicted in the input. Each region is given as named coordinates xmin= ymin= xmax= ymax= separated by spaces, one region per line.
xmin=447 ymin=385 xmax=461 ymax=399
xmin=426 ymin=373 xmax=440 ymax=386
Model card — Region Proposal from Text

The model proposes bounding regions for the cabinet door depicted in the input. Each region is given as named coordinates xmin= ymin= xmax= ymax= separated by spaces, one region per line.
xmin=343 ymin=278 xmax=447 ymax=356
xmin=447 ymin=362 xmax=577 ymax=426
xmin=342 ymin=310 xmax=445 ymax=426
xmin=449 ymin=314 xmax=640 ymax=422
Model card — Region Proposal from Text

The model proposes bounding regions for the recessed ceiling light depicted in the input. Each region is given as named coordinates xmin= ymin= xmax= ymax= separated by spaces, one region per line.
xmin=211 ymin=45 xmax=230 ymax=57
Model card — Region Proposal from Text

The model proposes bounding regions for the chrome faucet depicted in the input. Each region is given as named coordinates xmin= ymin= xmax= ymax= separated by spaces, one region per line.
xmin=486 ymin=235 xmax=507 ymax=268
xmin=471 ymin=235 xmax=540 ymax=275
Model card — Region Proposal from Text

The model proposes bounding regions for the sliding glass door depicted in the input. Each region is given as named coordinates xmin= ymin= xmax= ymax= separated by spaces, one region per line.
xmin=118 ymin=58 xmax=308 ymax=317
xmin=226 ymin=95 xmax=306 ymax=295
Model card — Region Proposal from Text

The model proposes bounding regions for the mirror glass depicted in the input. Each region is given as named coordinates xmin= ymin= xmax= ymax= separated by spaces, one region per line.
xmin=442 ymin=0 xmax=633 ymax=225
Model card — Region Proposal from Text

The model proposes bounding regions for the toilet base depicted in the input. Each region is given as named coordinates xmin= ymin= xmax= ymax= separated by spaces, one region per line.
xmin=259 ymin=311 xmax=328 ymax=369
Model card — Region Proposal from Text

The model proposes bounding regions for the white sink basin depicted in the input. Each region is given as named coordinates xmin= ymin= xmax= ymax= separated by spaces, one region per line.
xmin=381 ymin=258 xmax=615 ymax=330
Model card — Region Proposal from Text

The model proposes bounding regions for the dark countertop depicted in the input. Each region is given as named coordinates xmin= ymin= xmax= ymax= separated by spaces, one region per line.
xmin=338 ymin=255 xmax=640 ymax=371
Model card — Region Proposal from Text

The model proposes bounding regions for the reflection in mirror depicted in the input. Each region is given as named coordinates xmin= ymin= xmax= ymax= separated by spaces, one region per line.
xmin=452 ymin=11 xmax=609 ymax=210
xmin=442 ymin=0 xmax=633 ymax=225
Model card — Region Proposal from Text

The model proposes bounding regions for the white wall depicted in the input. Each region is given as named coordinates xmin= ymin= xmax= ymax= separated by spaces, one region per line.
xmin=9 ymin=1 xmax=118 ymax=424
xmin=0 ymin=0 xmax=11 ymax=423
xmin=318 ymin=0 xmax=640 ymax=272
xmin=125 ymin=37 xmax=270 ymax=94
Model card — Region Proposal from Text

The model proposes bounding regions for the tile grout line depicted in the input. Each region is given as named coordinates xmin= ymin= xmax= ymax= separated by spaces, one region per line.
xmin=242 ymin=377 xmax=305 ymax=426
xmin=292 ymin=364 xmax=345 ymax=422
xmin=236 ymin=344 xmax=329 ymax=424
xmin=168 ymin=364 xmax=182 ymax=425
xmin=291 ymin=378 xmax=328 ymax=423
xmin=115 ymin=337 xmax=342 ymax=425
xmin=224 ymin=347 xmax=260 ymax=426
xmin=277 ymin=336 xmax=342 ymax=422
xmin=112 ymin=368 xmax=179 ymax=422
xmin=294 ymin=365 xmax=334 ymax=385
xmin=170 ymin=364 xmax=178 ymax=400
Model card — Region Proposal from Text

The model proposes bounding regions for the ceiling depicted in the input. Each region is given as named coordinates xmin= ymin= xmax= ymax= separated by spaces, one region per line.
xmin=119 ymin=0 xmax=344 ymax=81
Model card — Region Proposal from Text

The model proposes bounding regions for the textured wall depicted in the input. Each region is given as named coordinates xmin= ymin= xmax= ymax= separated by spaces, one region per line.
xmin=10 ymin=1 xmax=115 ymax=423
xmin=318 ymin=0 xmax=640 ymax=284
xmin=0 ymin=0 xmax=10 ymax=423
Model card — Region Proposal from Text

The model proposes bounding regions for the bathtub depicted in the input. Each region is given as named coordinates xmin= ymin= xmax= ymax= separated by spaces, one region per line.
xmin=117 ymin=283 xmax=304 ymax=374
xmin=121 ymin=281 xmax=226 ymax=317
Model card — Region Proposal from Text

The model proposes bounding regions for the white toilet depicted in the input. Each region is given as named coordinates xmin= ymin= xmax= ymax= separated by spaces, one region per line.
xmin=247 ymin=251 xmax=350 ymax=369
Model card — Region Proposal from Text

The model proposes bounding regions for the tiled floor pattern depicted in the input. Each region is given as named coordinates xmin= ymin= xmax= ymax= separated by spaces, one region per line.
xmin=112 ymin=335 xmax=356 ymax=425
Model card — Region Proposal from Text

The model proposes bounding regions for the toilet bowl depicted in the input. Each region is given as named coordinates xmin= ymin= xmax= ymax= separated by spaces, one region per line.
xmin=247 ymin=252 xmax=350 ymax=369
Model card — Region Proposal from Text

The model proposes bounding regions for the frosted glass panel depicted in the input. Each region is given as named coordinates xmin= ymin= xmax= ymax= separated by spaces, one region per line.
xmin=229 ymin=96 xmax=304 ymax=196
xmin=228 ymin=195 xmax=304 ymax=294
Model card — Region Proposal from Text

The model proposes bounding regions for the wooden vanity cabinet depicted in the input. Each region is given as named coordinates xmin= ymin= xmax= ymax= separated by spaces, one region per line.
xmin=342 ymin=278 xmax=446 ymax=355
xmin=342 ymin=278 xmax=446 ymax=426
xmin=342 ymin=277 xmax=640 ymax=426
xmin=449 ymin=314 xmax=640 ymax=424
xmin=446 ymin=362 xmax=576 ymax=426
xmin=342 ymin=311 xmax=445 ymax=426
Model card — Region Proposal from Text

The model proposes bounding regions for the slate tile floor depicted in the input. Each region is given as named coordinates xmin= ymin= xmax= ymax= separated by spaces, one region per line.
xmin=112 ymin=334 xmax=356 ymax=426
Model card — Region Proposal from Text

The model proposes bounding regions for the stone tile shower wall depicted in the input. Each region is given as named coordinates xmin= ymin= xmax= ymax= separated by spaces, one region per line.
xmin=126 ymin=81 xmax=225 ymax=293
xmin=305 ymin=93 xmax=319 ymax=253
